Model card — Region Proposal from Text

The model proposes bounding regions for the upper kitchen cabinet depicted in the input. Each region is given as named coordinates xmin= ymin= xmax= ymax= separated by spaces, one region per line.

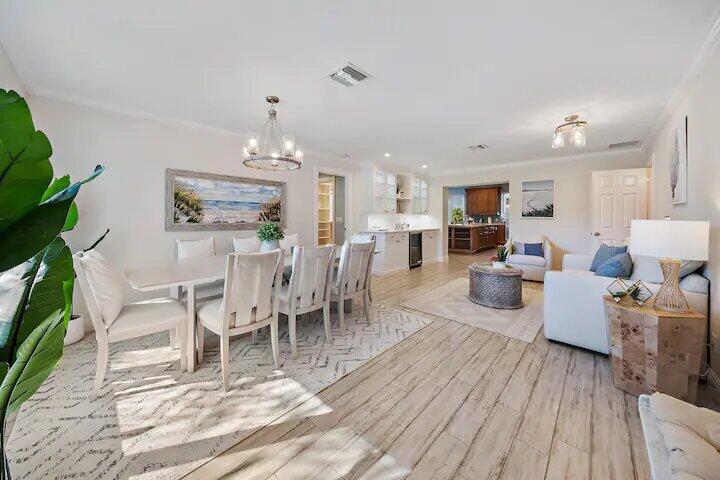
xmin=466 ymin=187 xmax=500 ymax=215
xmin=364 ymin=167 xmax=397 ymax=214
xmin=412 ymin=178 xmax=429 ymax=214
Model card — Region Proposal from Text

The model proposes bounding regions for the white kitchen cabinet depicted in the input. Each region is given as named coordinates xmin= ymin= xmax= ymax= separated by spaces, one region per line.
xmin=367 ymin=231 xmax=409 ymax=274
xmin=412 ymin=178 xmax=429 ymax=214
xmin=367 ymin=168 xmax=397 ymax=214
xmin=421 ymin=229 xmax=439 ymax=261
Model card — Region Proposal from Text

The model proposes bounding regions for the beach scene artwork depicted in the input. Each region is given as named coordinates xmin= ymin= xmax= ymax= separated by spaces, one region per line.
xmin=521 ymin=180 xmax=554 ymax=218
xmin=166 ymin=169 xmax=284 ymax=230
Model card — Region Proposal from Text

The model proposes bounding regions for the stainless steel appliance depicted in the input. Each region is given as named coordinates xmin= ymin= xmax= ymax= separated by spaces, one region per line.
xmin=409 ymin=231 xmax=422 ymax=268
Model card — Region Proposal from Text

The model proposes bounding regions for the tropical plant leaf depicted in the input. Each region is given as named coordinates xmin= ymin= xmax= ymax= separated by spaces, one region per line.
xmin=0 ymin=164 xmax=103 ymax=272
xmin=0 ymin=89 xmax=53 ymax=231
xmin=0 ymin=238 xmax=73 ymax=364
xmin=40 ymin=175 xmax=78 ymax=231
xmin=0 ymin=310 xmax=64 ymax=421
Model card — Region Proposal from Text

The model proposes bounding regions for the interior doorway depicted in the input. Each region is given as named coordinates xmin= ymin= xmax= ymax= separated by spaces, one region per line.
xmin=317 ymin=173 xmax=346 ymax=246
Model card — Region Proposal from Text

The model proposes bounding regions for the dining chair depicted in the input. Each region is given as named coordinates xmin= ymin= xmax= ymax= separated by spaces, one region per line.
xmin=330 ymin=241 xmax=375 ymax=329
xmin=173 ymin=237 xmax=224 ymax=305
xmin=195 ymin=250 xmax=284 ymax=391
xmin=280 ymin=244 xmax=335 ymax=357
xmin=279 ymin=233 xmax=299 ymax=257
xmin=74 ymin=251 xmax=187 ymax=390
xmin=349 ymin=234 xmax=376 ymax=300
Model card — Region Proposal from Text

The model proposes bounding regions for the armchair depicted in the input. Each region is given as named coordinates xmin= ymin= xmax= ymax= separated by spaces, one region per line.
xmin=504 ymin=237 xmax=553 ymax=282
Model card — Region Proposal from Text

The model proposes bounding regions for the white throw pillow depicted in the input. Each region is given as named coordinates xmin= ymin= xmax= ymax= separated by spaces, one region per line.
xmin=177 ymin=237 xmax=216 ymax=259
xmin=280 ymin=233 xmax=299 ymax=253
xmin=80 ymin=250 xmax=125 ymax=328
xmin=233 ymin=236 xmax=260 ymax=254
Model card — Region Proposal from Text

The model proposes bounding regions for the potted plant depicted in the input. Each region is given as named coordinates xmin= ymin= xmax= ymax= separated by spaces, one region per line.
xmin=0 ymin=89 xmax=103 ymax=479
xmin=451 ymin=207 xmax=464 ymax=225
xmin=257 ymin=222 xmax=284 ymax=252
xmin=493 ymin=245 xmax=509 ymax=269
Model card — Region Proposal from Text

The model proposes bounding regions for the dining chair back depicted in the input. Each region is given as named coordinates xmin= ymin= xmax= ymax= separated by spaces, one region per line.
xmin=281 ymin=245 xmax=335 ymax=356
xmin=332 ymin=240 xmax=375 ymax=329
xmin=176 ymin=237 xmax=216 ymax=259
xmin=351 ymin=233 xmax=375 ymax=243
xmin=74 ymin=251 xmax=186 ymax=390
xmin=196 ymin=249 xmax=283 ymax=390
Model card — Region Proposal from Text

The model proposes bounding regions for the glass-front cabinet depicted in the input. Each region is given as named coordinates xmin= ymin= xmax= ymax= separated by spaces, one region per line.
xmin=412 ymin=178 xmax=428 ymax=214
xmin=373 ymin=169 xmax=397 ymax=213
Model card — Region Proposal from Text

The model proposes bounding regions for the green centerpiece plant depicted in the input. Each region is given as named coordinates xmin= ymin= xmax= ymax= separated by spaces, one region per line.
xmin=256 ymin=221 xmax=284 ymax=252
xmin=0 ymin=89 xmax=103 ymax=479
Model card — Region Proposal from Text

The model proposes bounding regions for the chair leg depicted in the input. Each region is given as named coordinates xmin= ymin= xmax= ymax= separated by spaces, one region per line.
xmin=196 ymin=321 xmax=205 ymax=365
xmin=169 ymin=327 xmax=178 ymax=349
xmin=338 ymin=299 xmax=346 ymax=330
xmin=93 ymin=341 xmax=109 ymax=390
xmin=363 ymin=290 xmax=371 ymax=325
xmin=270 ymin=318 xmax=281 ymax=369
xmin=220 ymin=333 xmax=230 ymax=392
xmin=251 ymin=330 xmax=258 ymax=345
xmin=289 ymin=311 xmax=298 ymax=358
xmin=323 ymin=304 xmax=331 ymax=340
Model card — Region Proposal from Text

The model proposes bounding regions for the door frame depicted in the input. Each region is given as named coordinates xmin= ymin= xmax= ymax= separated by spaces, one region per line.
xmin=313 ymin=166 xmax=354 ymax=246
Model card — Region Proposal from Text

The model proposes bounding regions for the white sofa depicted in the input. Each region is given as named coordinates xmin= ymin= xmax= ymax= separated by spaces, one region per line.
xmin=543 ymin=253 xmax=709 ymax=354
xmin=504 ymin=238 xmax=552 ymax=282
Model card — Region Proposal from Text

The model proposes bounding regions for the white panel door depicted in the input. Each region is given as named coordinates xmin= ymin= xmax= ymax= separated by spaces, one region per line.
xmin=591 ymin=168 xmax=648 ymax=247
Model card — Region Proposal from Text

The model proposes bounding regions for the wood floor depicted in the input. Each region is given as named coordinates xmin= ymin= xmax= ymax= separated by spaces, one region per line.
xmin=184 ymin=254 xmax=652 ymax=480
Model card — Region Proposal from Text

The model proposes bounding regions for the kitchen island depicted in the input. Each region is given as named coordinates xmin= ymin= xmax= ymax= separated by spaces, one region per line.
xmin=448 ymin=224 xmax=506 ymax=254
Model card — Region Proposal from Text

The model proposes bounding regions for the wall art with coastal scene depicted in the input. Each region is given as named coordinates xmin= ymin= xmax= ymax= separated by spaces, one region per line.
xmin=166 ymin=169 xmax=285 ymax=231
xmin=521 ymin=180 xmax=554 ymax=218
xmin=669 ymin=115 xmax=687 ymax=205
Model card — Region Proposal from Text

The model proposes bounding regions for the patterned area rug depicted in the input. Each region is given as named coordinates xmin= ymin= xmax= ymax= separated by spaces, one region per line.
xmin=8 ymin=306 xmax=429 ymax=480
xmin=401 ymin=278 xmax=543 ymax=343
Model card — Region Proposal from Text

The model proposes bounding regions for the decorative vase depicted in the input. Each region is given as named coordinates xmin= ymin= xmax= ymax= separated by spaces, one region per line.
xmin=64 ymin=315 xmax=85 ymax=346
xmin=260 ymin=239 xmax=281 ymax=252
xmin=492 ymin=261 xmax=506 ymax=269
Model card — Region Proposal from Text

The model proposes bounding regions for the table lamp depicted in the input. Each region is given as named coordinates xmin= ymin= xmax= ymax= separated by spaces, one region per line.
xmin=629 ymin=219 xmax=710 ymax=312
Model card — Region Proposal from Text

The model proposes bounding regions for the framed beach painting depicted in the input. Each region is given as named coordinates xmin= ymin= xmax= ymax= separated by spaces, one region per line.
xmin=521 ymin=180 xmax=554 ymax=218
xmin=669 ymin=115 xmax=687 ymax=205
xmin=166 ymin=169 xmax=285 ymax=231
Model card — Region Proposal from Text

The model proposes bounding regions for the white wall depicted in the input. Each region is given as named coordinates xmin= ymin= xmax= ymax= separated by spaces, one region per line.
xmin=647 ymin=42 xmax=720 ymax=380
xmin=24 ymin=96 xmax=356 ymax=316
xmin=0 ymin=43 xmax=25 ymax=94
xmin=429 ymin=150 xmax=647 ymax=268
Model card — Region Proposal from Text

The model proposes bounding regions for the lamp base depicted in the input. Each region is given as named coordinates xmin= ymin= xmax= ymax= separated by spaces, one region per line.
xmin=653 ymin=258 xmax=690 ymax=312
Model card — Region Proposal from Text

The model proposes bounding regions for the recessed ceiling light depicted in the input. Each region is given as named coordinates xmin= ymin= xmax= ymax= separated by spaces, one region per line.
xmin=384 ymin=153 xmax=391 ymax=157
xmin=421 ymin=164 xmax=428 ymax=169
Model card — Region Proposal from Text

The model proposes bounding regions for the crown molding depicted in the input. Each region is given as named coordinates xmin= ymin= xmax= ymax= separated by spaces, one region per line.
xmin=428 ymin=147 xmax=645 ymax=178
xmin=643 ymin=5 xmax=720 ymax=150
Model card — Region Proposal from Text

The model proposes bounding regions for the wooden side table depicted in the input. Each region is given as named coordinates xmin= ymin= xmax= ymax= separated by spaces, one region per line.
xmin=603 ymin=295 xmax=706 ymax=403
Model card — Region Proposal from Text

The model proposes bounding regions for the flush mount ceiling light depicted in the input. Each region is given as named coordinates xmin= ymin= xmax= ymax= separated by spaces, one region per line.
xmin=552 ymin=114 xmax=588 ymax=149
xmin=384 ymin=153 xmax=391 ymax=158
xmin=243 ymin=96 xmax=303 ymax=171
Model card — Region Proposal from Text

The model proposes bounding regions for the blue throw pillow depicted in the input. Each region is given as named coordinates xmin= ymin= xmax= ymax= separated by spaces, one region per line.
xmin=595 ymin=252 xmax=633 ymax=278
xmin=590 ymin=244 xmax=627 ymax=272
xmin=524 ymin=242 xmax=543 ymax=257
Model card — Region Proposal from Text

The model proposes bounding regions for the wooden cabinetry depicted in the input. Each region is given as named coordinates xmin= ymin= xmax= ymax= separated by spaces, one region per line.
xmin=448 ymin=225 xmax=504 ymax=254
xmin=466 ymin=187 xmax=500 ymax=215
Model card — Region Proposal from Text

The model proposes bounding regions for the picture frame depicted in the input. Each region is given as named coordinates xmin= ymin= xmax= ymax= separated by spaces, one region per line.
xmin=521 ymin=180 xmax=555 ymax=218
xmin=165 ymin=169 xmax=286 ymax=231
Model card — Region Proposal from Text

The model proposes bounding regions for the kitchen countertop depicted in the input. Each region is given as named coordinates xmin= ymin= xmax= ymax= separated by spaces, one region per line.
xmin=448 ymin=223 xmax=507 ymax=227
xmin=361 ymin=228 xmax=440 ymax=234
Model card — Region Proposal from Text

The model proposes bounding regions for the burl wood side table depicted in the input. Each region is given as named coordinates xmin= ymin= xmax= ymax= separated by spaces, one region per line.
xmin=603 ymin=295 xmax=706 ymax=403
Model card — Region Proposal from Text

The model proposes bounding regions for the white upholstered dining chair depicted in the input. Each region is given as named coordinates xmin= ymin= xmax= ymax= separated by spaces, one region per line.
xmin=195 ymin=250 xmax=284 ymax=391
xmin=73 ymin=251 xmax=187 ymax=390
xmin=330 ymin=241 xmax=375 ymax=329
xmin=173 ymin=237 xmax=224 ymax=305
xmin=280 ymin=245 xmax=336 ymax=357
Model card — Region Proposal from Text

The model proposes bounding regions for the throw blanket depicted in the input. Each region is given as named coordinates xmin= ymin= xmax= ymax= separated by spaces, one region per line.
xmin=650 ymin=393 xmax=720 ymax=480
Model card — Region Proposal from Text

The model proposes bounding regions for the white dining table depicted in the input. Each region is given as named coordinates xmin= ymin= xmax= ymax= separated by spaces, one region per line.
xmin=125 ymin=250 xmax=371 ymax=373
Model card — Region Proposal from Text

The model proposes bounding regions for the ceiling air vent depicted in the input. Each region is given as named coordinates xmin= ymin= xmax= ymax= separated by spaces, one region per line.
xmin=609 ymin=140 xmax=640 ymax=149
xmin=329 ymin=63 xmax=371 ymax=87
xmin=467 ymin=144 xmax=489 ymax=151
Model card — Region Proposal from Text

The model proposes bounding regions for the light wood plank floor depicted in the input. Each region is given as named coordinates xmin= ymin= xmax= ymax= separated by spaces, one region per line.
xmin=184 ymin=253 xmax=652 ymax=480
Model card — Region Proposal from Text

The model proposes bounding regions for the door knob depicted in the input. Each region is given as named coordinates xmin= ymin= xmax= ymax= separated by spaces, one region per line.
xmin=592 ymin=232 xmax=600 ymax=236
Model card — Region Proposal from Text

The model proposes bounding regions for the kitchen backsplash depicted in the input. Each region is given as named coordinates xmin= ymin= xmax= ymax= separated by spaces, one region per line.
xmin=364 ymin=213 xmax=439 ymax=231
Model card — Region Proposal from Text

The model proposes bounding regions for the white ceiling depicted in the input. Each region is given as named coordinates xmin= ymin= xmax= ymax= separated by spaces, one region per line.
xmin=2 ymin=1 xmax=719 ymax=173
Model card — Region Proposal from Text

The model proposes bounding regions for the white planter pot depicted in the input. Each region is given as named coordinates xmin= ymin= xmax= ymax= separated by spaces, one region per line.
xmin=492 ymin=261 xmax=506 ymax=269
xmin=64 ymin=315 xmax=85 ymax=346
xmin=260 ymin=239 xmax=281 ymax=252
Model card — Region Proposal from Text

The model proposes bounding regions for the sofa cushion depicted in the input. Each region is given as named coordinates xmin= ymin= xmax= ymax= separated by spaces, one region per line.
xmin=507 ymin=254 xmax=546 ymax=267
xmin=680 ymin=274 xmax=710 ymax=295
xmin=631 ymin=255 xmax=706 ymax=284
xmin=512 ymin=241 xmax=524 ymax=255
xmin=524 ymin=242 xmax=543 ymax=257
xmin=595 ymin=252 xmax=633 ymax=278
xmin=590 ymin=244 xmax=627 ymax=272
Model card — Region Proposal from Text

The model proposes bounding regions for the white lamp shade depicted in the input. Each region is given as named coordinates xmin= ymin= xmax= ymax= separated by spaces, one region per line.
xmin=629 ymin=220 xmax=709 ymax=261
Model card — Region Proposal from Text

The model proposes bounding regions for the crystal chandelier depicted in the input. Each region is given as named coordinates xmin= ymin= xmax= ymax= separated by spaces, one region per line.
xmin=552 ymin=114 xmax=587 ymax=149
xmin=243 ymin=96 xmax=303 ymax=170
